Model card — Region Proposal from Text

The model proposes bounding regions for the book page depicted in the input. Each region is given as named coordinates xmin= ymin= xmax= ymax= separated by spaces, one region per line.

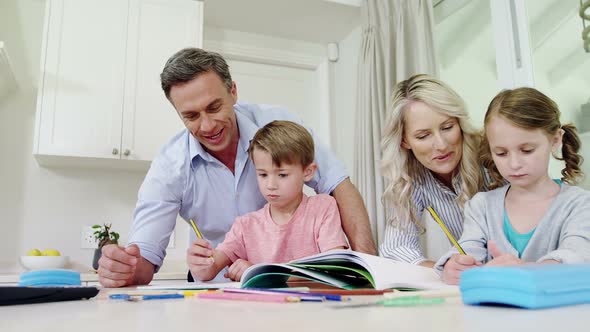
xmin=292 ymin=249 xmax=446 ymax=290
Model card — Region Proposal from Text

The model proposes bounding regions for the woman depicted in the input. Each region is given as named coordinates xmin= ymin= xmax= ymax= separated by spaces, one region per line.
xmin=380 ymin=74 xmax=489 ymax=267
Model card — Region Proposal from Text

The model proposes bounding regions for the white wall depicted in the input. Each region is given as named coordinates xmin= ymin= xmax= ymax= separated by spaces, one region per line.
xmin=0 ymin=0 xmax=188 ymax=272
xmin=435 ymin=0 xmax=498 ymax=127
xmin=203 ymin=27 xmax=332 ymax=147
xmin=331 ymin=26 xmax=362 ymax=181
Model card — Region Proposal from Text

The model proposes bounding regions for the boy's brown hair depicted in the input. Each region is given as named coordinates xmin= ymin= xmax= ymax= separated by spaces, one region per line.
xmin=248 ymin=120 xmax=314 ymax=167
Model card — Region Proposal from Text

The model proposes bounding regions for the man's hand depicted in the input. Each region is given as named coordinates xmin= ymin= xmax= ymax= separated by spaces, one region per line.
xmin=442 ymin=254 xmax=481 ymax=285
xmin=186 ymin=238 xmax=215 ymax=281
xmin=486 ymin=240 xmax=523 ymax=266
xmin=224 ymin=259 xmax=253 ymax=281
xmin=98 ymin=244 xmax=140 ymax=288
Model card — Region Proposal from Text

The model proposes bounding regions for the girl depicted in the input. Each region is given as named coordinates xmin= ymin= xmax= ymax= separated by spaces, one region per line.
xmin=436 ymin=87 xmax=590 ymax=285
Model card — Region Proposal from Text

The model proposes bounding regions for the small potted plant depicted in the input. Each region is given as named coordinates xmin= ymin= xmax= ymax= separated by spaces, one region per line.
xmin=91 ymin=223 xmax=120 ymax=270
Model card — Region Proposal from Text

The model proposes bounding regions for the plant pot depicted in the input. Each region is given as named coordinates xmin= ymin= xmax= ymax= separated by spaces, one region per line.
xmin=92 ymin=248 xmax=102 ymax=270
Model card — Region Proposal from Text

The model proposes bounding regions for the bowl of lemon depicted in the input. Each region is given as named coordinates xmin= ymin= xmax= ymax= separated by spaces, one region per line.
xmin=20 ymin=249 xmax=69 ymax=270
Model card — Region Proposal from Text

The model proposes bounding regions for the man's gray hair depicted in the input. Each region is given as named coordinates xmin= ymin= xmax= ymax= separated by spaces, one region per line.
xmin=160 ymin=47 xmax=232 ymax=99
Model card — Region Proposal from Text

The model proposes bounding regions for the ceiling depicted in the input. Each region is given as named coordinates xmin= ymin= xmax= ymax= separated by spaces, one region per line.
xmin=202 ymin=0 xmax=362 ymax=44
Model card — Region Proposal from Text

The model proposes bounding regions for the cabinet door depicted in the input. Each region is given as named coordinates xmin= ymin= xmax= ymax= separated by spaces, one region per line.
xmin=121 ymin=0 xmax=203 ymax=161
xmin=34 ymin=0 xmax=129 ymax=159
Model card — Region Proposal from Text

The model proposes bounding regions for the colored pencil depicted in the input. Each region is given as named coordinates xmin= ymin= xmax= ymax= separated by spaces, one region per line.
xmin=302 ymin=288 xmax=395 ymax=296
xmin=427 ymin=207 xmax=466 ymax=255
xmin=197 ymin=292 xmax=300 ymax=303
xmin=182 ymin=290 xmax=219 ymax=296
xmin=189 ymin=218 xmax=204 ymax=239
xmin=190 ymin=218 xmax=213 ymax=259
xmin=239 ymin=288 xmax=347 ymax=301
xmin=223 ymin=288 xmax=325 ymax=302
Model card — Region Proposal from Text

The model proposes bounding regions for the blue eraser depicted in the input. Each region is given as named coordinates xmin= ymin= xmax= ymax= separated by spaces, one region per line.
xmin=460 ymin=264 xmax=590 ymax=309
xmin=19 ymin=269 xmax=81 ymax=287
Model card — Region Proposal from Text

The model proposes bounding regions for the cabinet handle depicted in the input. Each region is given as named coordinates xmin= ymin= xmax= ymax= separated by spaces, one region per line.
xmin=112 ymin=148 xmax=119 ymax=155
xmin=123 ymin=149 xmax=131 ymax=156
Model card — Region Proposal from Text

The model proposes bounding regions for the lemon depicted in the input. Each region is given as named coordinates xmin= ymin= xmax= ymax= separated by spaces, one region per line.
xmin=27 ymin=248 xmax=42 ymax=256
xmin=41 ymin=249 xmax=61 ymax=256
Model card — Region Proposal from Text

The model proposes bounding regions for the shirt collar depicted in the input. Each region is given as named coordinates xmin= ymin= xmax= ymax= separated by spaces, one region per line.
xmin=235 ymin=109 xmax=259 ymax=155
xmin=420 ymin=164 xmax=461 ymax=197
xmin=189 ymin=105 xmax=260 ymax=167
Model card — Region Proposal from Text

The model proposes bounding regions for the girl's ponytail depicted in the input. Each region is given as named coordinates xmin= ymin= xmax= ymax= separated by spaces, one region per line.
xmin=558 ymin=123 xmax=584 ymax=184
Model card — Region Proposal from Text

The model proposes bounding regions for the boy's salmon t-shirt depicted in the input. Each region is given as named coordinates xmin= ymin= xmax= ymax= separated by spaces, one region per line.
xmin=216 ymin=194 xmax=349 ymax=263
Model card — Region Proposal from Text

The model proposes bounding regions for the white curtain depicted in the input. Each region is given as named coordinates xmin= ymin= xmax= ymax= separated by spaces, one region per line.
xmin=353 ymin=0 xmax=438 ymax=247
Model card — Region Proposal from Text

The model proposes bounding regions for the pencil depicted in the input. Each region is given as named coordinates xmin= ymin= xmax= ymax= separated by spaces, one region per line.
xmin=189 ymin=219 xmax=204 ymax=239
xmin=426 ymin=207 xmax=466 ymax=255
xmin=302 ymin=288 xmax=395 ymax=296
xmin=190 ymin=218 xmax=213 ymax=259
xmin=224 ymin=288 xmax=327 ymax=302
xmin=238 ymin=288 xmax=345 ymax=301
xmin=197 ymin=292 xmax=301 ymax=303
xmin=182 ymin=290 xmax=218 ymax=296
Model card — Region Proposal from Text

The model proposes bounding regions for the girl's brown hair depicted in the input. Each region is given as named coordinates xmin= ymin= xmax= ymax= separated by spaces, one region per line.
xmin=481 ymin=87 xmax=584 ymax=188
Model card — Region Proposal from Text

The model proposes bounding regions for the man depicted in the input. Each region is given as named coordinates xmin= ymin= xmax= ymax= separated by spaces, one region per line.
xmin=98 ymin=48 xmax=376 ymax=287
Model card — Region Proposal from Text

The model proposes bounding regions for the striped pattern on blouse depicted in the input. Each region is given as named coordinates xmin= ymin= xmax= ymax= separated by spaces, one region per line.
xmin=379 ymin=165 xmax=493 ymax=264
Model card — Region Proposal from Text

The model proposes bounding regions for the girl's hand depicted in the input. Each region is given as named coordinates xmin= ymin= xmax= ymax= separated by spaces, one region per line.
xmin=442 ymin=254 xmax=481 ymax=285
xmin=224 ymin=259 xmax=253 ymax=281
xmin=486 ymin=240 xmax=523 ymax=266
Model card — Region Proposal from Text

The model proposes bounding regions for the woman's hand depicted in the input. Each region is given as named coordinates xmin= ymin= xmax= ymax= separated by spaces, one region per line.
xmin=485 ymin=240 xmax=523 ymax=266
xmin=442 ymin=254 xmax=481 ymax=285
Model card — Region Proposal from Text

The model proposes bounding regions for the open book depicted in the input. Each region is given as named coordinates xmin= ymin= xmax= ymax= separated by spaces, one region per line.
xmin=240 ymin=249 xmax=447 ymax=290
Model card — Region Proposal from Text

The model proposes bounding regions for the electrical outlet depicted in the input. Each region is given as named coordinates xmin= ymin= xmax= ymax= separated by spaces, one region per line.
xmin=81 ymin=226 xmax=98 ymax=249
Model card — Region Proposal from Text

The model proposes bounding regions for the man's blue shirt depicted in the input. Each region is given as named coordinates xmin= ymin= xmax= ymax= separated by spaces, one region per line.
xmin=128 ymin=102 xmax=348 ymax=270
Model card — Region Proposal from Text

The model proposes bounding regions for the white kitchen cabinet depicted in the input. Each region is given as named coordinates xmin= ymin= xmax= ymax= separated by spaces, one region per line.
xmin=34 ymin=0 xmax=202 ymax=163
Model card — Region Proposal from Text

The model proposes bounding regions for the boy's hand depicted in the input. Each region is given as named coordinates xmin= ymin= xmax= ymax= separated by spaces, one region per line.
xmin=442 ymin=254 xmax=481 ymax=285
xmin=486 ymin=240 xmax=523 ymax=266
xmin=224 ymin=259 xmax=253 ymax=281
xmin=186 ymin=238 xmax=215 ymax=280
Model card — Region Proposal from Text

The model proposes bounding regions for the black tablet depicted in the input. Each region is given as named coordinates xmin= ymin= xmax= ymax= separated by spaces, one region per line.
xmin=0 ymin=286 xmax=99 ymax=306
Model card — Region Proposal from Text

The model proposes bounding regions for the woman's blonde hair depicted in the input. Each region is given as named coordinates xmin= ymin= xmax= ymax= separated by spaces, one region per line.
xmin=381 ymin=74 xmax=482 ymax=228
xmin=481 ymin=87 xmax=584 ymax=187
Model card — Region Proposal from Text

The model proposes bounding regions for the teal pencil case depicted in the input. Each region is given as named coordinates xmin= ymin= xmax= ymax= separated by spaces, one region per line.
xmin=460 ymin=264 xmax=590 ymax=309
xmin=19 ymin=269 xmax=81 ymax=287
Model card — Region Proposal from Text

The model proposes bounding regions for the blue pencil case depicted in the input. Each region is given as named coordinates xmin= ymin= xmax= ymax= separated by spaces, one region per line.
xmin=19 ymin=269 xmax=81 ymax=287
xmin=460 ymin=264 xmax=590 ymax=309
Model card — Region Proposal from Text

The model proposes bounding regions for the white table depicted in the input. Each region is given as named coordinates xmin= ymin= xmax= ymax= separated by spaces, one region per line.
xmin=1 ymin=290 xmax=588 ymax=332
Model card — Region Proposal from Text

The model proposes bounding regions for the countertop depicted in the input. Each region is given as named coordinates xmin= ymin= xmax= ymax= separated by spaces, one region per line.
xmin=1 ymin=288 xmax=589 ymax=332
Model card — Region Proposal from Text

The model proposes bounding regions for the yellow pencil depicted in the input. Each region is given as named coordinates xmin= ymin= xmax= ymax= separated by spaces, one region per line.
xmin=189 ymin=219 xmax=204 ymax=239
xmin=426 ymin=207 xmax=466 ymax=255
xmin=182 ymin=290 xmax=219 ymax=297
xmin=189 ymin=218 xmax=213 ymax=259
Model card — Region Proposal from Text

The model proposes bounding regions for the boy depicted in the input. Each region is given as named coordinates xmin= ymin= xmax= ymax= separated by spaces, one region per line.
xmin=189 ymin=121 xmax=349 ymax=281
